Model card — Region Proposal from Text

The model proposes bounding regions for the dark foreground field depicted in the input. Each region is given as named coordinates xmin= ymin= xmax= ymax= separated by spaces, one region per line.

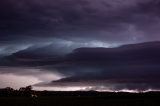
xmin=0 ymin=91 xmax=160 ymax=106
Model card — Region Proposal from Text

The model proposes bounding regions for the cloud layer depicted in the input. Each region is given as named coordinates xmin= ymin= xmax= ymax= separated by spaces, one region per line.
xmin=1 ymin=0 xmax=160 ymax=45
xmin=1 ymin=0 xmax=160 ymax=91
xmin=1 ymin=41 xmax=160 ymax=91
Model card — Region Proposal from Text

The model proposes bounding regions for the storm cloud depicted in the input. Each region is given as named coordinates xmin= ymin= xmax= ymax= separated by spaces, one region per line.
xmin=1 ymin=41 xmax=160 ymax=91
xmin=1 ymin=0 xmax=160 ymax=45
xmin=1 ymin=0 xmax=160 ymax=91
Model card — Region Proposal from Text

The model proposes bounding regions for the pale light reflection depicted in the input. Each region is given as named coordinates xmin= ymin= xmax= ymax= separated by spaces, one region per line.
xmin=116 ymin=89 xmax=139 ymax=93
xmin=0 ymin=67 xmax=65 ymax=89
xmin=0 ymin=74 xmax=42 ymax=89
xmin=33 ymin=86 xmax=88 ymax=91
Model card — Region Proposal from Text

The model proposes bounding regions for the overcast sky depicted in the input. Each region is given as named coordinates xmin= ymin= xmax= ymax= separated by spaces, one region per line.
xmin=0 ymin=0 xmax=160 ymax=91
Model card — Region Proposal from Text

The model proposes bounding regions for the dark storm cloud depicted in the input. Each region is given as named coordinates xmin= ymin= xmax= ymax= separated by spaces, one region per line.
xmin=1 ymin=41 xmax=160 ymax=91
xmin=1 ymin=0 xmax=160 ymax=45
xmin=1 ymin=0 xmax=160 ymax=91
xmin=47 ymin=41 xmax=160 ymax=91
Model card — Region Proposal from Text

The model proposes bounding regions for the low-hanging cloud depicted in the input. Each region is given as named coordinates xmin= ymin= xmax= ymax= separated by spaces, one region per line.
xmin=1 ymin=41 xmax=160 ymax=91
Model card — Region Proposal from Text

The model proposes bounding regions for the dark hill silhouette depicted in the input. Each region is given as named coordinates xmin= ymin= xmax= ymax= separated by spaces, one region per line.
xmin=0 ymin=86 xmax=160 ymax=106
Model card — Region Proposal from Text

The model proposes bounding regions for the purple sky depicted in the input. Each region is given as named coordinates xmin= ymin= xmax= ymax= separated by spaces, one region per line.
xmin=0 ymin=0 xmax=160 ymax=91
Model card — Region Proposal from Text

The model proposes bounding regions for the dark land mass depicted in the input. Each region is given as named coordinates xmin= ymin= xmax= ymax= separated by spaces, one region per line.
xmin=0 ymin=87 xmax=160 ymax=106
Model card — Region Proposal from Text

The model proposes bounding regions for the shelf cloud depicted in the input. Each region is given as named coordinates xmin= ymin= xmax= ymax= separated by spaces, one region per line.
xmin=0 ymin=0 xmax=160 ymax=91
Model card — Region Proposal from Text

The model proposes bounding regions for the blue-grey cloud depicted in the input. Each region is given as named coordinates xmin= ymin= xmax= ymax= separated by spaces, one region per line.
xmin=1 ymin=41 xmax=160 ymax=91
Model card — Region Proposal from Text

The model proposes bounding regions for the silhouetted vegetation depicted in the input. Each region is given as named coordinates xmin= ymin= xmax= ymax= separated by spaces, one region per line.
xmin=0 ymin=86 xmax=160 ymax=106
